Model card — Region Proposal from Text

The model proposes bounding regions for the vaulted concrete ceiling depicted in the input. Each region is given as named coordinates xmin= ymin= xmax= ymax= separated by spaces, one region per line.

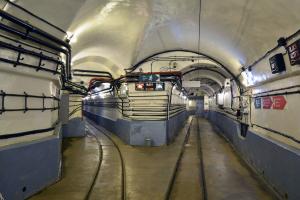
xmin=6 ymin=0 xmax=300 ymax=77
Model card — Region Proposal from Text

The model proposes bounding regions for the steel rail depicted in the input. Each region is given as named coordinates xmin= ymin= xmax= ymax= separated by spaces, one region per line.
xmin=196 ymin=117 xmax=208 ymax=200
xmin=86 ymin=121 xmax=127 ymax=200
xmin=164 ymin=117 xmax=193 ymax=199
xmin=84 ymin=126 xmax=103 ymax=200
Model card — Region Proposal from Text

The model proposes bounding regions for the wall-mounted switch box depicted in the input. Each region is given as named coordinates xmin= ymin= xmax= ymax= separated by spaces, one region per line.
xmin=269 ymin=53 xmax=286 ymax=74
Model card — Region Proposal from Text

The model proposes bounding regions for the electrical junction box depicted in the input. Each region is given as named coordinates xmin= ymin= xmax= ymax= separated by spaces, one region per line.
xmin=224 ymin=79 xmax=231 ymax=88
xmin=269 ymin=53 xmax=286 ymax=74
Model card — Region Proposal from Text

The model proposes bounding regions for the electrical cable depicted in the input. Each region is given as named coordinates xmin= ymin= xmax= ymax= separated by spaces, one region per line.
xmin=3 ymin=0 xmax=67 ymax=34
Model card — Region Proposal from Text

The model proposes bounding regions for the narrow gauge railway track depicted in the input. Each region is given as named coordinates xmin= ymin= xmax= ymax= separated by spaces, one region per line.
xmin=85 ymin=121 xmax=127 ymax=200
xmin=165 ymin=117 xmax=208 ymax=200
xmin=196 ymin=117 xmax=208 ymax=200
xmin=84 ymin=127 xmax=103 ymax=200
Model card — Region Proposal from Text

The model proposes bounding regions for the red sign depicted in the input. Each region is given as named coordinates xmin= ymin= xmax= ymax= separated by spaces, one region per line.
xmin=135 ymin=83 xmax=145 ymax=91
xmin=272 ymin=96 xmax=287 ymax=110
xmin=262 ymin=97 xmax=272 ymax=109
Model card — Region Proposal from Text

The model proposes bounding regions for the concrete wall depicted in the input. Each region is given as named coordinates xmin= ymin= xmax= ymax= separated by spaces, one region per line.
xmin=62 ymin=117 xmax=86 ymax=138
xmin=195 ymin=99 xmax=204 ymax=116
xmin=0 ymin=135 xmax=61 ymax=200
xmin=206 ymin=110 xmax=300 ymax=200
xmin=0 ymin=40 xmax=61 ymax=146
xmin=83 ymin=109 xmax=188 ymax=146
xmin=167 ymin=111 xmax=189 ymax=144
xmin=0 ymin=17 xmax=62 ymax=200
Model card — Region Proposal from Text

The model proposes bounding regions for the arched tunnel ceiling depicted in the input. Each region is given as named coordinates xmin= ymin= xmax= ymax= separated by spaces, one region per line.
xmin=186 ymin=77 xmax=220 ymax=97
xmin=7 ymin=0 xmax=300 ymax=77
xmin=183 ymin=70 xmax=225 ymax=87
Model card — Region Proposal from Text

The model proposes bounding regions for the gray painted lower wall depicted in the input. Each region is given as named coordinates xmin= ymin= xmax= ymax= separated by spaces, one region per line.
xmin=0 ymin=135 xmax=61 ymax=200
xmin=167 ymin=112 xmax=189 ymax=144
xmin=130 ymin=120 xmax=167 ymax=146
xmin=206 ymin=110 xmax=300 ymax=200
xmin=62 ymin=117 xmax=86 ymax=138
xmin=83 ymin=110 xmax=188 ymax=146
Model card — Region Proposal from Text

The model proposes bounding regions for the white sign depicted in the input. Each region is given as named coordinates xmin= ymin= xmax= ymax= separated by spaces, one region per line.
xmin=182 ymin=81 xmax=201 ymax=88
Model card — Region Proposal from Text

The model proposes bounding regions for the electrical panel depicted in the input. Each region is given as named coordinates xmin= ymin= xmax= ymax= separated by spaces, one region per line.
xmin=269 ymin=53 xmax=286 ymax=74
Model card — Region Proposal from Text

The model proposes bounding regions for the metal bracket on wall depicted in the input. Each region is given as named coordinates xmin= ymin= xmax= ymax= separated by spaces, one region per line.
xmin=0 ymin=90 xmax=60 ymax=114
xmin=0 ymin=40 xmax=63 ymax=74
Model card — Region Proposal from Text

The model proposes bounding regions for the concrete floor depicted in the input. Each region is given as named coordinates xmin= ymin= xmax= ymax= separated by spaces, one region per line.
xmin=85 ymin=117 xmax=193 ymax=200
xmin=31 ymin=136 xmax=99 ymax=200
xmin=169 ymin=118 xmax=202 ymax=200
xmin=86 ymin=123 xmax=123 ymax=200
xmin=31 ymin=116 xmax=276 ymax=200
xmin=198 ymin=118 xmax=275 ymax=200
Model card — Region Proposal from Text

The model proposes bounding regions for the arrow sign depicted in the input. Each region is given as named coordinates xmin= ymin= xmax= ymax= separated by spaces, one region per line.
xmin=272 ymin=96 xmax=287 ymax=110
xmin=262 ymin=97 xmax=273 ymax=109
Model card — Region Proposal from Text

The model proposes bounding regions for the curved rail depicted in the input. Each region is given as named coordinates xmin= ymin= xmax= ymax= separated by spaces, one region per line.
xmin=85 ymin=121 xmax=127 ymax=200
xmin=85 ymin=129 xmax=103 ymax=200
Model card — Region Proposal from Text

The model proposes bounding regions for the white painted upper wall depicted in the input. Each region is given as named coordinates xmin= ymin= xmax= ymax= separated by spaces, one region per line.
xmin=6 ymin=0 xmax=300 ymax=78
